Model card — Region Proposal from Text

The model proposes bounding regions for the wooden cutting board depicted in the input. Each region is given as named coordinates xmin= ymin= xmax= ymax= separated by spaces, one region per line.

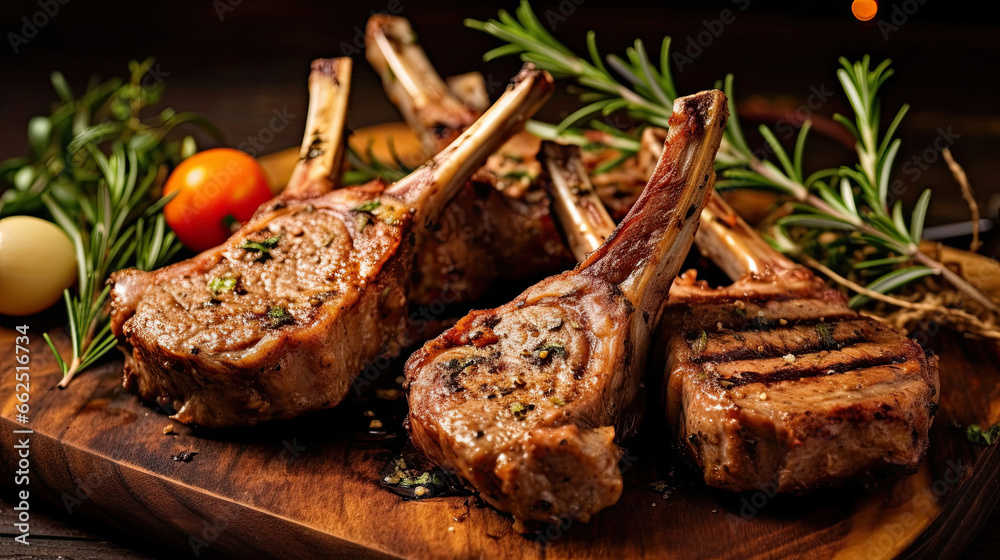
xmin=1 ymin=321 xmax=999 ymax=559
xmin=3 ymin=124 xmax=1000 ymax=559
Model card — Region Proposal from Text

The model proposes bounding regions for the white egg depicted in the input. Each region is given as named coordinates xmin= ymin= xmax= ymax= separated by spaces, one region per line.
xmin=0 ymin=216 xmax=78 ymax=316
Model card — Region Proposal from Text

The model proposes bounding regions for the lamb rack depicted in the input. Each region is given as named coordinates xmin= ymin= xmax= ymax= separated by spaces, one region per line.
xmin=404 ymin=90 xmax=729 ymax=529
xmin=109 ymin=59 xmax=554 ymax=427
xmin=366 ymin=15 xmax=573 ymax=305
xmin=557 ymin=125 xmax=940 ymax=493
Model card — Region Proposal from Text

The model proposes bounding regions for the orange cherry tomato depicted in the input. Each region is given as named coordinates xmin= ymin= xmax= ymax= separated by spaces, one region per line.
xmin=163 ymin=148 xmax=273 ymax=252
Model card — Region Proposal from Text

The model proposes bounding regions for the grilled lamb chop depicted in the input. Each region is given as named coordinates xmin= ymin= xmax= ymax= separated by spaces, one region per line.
xmin=366 ymin=15 xmax=572 ymax=305
xmin=109 ymin=59 xmax=554 ymax=427
xmin=404 ymin=90 xmax=729 ymax=530
xmin=660 ymin=192 xmax=940 ymax=492
xmin=549 ymin=125 xmax=939 ymax=493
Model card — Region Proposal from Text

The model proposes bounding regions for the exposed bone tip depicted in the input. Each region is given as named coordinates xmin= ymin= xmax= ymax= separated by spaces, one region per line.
xmin=670 ymin=89 xmax=728 ymax=133
xmin=366 ymin=13 xmax=412 ymax=43
xmin=310 ymin=57 xmax=351 ymax=84
xmin=508 ymin=64 xmax=553 ymax=97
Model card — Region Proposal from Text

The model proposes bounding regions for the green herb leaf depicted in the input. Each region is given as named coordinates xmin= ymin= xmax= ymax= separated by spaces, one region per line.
xmin=815 ymin=323 xmax=837 ymax=349
xmin=241 ymin=234 xmax=282 ymax=255
xmin=848 ymin=266 xmax=937 ymax=308
xmin=966 ymin=424 xmax=1000 ymax=445
xmin=265 ymin=306 xmax=294 ymax=328
xmin=353 ymin=200 xmax=382 ymax=213
xmin=689 ymin=330 xmax=708 ymax=354
xmin=510 ymin=401 xmax=528 ymax=418
xmin=208 ymin=275 xmax=238 ymax=295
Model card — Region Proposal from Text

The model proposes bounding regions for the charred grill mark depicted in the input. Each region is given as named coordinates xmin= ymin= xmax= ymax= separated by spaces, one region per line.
xmin=679 ymin=297 xmax=857 ymax=315
xmin=688 ymin=318 xmax=875 ymax=364
xmin=684 ymin=309 xmax=858 ymax=339
xmin=711 ymin=342 xmax=918 ymax=388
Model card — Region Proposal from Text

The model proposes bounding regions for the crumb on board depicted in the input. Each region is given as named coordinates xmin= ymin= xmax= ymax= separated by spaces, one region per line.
xmin=376 ymin=388 xmax=404 ymax=401
xmin=171 ymin=451 xmax=198 ymax=463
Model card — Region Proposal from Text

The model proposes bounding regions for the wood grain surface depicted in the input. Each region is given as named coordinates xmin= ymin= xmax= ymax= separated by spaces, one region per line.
xmin=1 ymin=312 xmax=998 ymax=559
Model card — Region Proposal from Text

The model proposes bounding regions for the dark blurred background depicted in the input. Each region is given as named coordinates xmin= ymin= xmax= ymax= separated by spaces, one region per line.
xmin=2 ymin=1 xmax=1000 ymax=557
xmin=2 ymin=0 xmax=999 ymax=233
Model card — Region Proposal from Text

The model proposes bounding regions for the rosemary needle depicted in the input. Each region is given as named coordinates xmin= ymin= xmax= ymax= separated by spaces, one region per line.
xmin=469 ymin=1 xmax=998 ymax=312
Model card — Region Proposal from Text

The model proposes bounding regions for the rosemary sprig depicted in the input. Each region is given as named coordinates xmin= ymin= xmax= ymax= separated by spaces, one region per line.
xmin=1 ymin=59 xmax=218 ymax=387
xmin=469 ymin=2 xmax=999 ymax=312
xmin=721 ymin=58 xmax=996 ymax=311
xmin=467 ymin=2 xmax=675 ymax=131
xmin=42 ymin=145 xmax=182 ymax=387
xmin=342 ymin=139 xmax=413 ymax=186
xmin=0 ymin=58 xmax=219 ymax=219
xmin=526 ymin=120 xmax=641 ymax=174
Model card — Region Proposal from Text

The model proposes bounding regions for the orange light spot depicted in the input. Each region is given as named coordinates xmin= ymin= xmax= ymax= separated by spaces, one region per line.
xmin=852 ymin=0 xmax=878 ymax=21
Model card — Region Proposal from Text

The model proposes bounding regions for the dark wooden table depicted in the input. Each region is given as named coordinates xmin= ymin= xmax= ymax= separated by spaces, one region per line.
xmin=1 ymin=1 xmax=999 ymax=557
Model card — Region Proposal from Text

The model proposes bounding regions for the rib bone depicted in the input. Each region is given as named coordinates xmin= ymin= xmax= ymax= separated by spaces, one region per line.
xmin=366 ymin=15 xmax=478 ymax=153
xmin=285 ymin=58 xmax=352 ymax=199
xmin=366 ymin=15 xmax=572 ymax=305
xmin=540 ymin=142 xmax=617 ymax=261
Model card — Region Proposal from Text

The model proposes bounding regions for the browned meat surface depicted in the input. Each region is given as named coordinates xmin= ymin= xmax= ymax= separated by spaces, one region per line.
xmin=658 ymin=194 xmax=940 ymax=492
xmin=405 ymin=91 xmax=729 ymax=530
xmin=548 ymin=125 xmax=939 ymax=494
xmin=366 ymin=15 xmax=572 ymax=305
xmin=109 ymin=61 xmax=554 ymax=427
